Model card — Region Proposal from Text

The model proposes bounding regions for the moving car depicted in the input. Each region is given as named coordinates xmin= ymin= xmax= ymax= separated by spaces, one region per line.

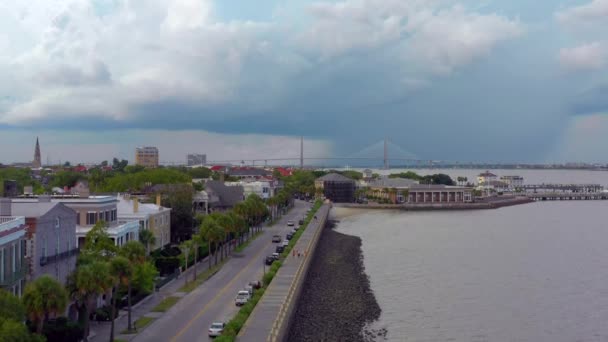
xmin=235 ymin=290 xmax=250 ymax=306
xmin=208 ymin=322 xmax=225 ymax=337
xmin=272 ymin=235 xmax=282 ymax=243
xmin=287 ymin=220 xmax=295 ymax=226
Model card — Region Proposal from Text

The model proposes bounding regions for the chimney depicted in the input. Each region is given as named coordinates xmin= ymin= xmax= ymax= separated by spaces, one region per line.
xmin=156 ymin=194 xmax=161 ymax=207
xmin=79 ymin=187 xmax=90 ymax=198
xmin=0 ymin=198 xmax=11 ymax=216
xmin=133 ymin=197 xmax=139 ymax=213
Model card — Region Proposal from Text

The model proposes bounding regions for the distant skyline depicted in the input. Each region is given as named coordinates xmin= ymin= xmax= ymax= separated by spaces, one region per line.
xmin=1 ymin=1 xmax=608 ymax=163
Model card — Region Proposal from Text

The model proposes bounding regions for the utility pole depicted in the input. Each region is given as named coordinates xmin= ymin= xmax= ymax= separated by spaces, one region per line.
xmin=300 ymin=136 xmax=304 ymax=169
xmin=383 ymin=138 xmax=389 ymax=170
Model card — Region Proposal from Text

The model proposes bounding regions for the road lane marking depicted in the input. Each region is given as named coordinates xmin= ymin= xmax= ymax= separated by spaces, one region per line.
xmin=171 ymin=237 xmax=273 ymax=342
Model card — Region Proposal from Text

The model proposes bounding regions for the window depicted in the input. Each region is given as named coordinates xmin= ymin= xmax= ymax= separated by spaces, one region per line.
xmin=105 ymin=210 xmax=110 ymax=222
xmin=12 ymin=244 xmax=16 ymax=272
xmin=42 ymin=237 xmax=47 ymax=258
xmin=76 ymin=213 xmax=80 ymax=225
xmin=87 ymin=212 xmax=96 ymax=225
xmin=55 ymin=217 xmax=60 ymax=228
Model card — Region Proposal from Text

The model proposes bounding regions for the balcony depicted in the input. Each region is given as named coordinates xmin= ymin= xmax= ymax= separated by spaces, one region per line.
xmin=40 ymin=248 xmax=80 ymax=267
xmin=0 ymin=265 xmax=26 ymax=287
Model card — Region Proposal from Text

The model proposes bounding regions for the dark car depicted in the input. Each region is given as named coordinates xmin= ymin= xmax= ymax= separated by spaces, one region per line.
xmin=298 ymin=219 xmax=304 ymax=225
xmin=265 ymin=256 xmax=275 ymax=265
xmin=249 ymin=280 xmax=262 ymax=289
xmin=275 ymin=245 xmax=285 ymax=254
xmin=286 ymin=232 xmax=294 ymax=240
xmin=272 ymin=235 xmax=282 ymax=243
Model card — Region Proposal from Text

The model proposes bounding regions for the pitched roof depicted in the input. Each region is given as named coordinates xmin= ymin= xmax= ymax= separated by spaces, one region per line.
xmin=478 ymin=171 xmax=497 ymax=177
xmin=10 ymin=201 xmax=72 ymax=218
xmin=205 ymin=181 xmax=244 ymax=207
xmin=316 ymin=173 xmax=354 ymax=182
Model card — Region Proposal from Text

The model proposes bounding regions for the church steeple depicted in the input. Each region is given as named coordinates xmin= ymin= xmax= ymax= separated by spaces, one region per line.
xmin=33 ymin=137 xmax=41 ymax=168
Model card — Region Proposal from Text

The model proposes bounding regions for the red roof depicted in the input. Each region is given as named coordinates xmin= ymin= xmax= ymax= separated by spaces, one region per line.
xmin=210 ymin=165 xmax=226 ymax=171
xmin=275 ymin=167 xmax=293 ymax=177
xmin=73 ymin=165 xmax=88 ymax=173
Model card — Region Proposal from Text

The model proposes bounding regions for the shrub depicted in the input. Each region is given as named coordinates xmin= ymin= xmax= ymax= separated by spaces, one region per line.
xmin=154 ymin=256 xmax=180 ymax=276
xmin=41 ymin=318 xmax=84 ymax=342
xmin=92 ymin=305 xmax=118 ymax=321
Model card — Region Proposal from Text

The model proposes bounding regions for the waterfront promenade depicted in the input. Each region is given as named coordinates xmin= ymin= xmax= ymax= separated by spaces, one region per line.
xmin=237 ymin=204 xmax=330 ymax=342
xmin=335 ymin=196 xmax=533 ymax=210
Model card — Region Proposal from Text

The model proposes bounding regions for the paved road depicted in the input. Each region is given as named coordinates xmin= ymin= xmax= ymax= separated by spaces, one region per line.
xmin=132 ymin=200 xmax=311 ymax=342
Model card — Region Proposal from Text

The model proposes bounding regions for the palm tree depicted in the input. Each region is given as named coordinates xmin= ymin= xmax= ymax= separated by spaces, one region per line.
xmin=138 ymin=228 xmax=156 ymax=255
xmin=109 ymin=256 xmax=131 ymax=342
xmin=22 ymin=275 xmax=69 ymax=334
xmin=119 ymin=241 xmax=146 ymax=333
xmin=199 ymin=216 xmax=224 ymax=268
xmin=69 ymin=261 xmax=112 ymax=341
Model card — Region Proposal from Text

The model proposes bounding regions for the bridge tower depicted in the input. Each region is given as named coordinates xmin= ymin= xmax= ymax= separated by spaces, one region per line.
xmin=300 ymin=136 xmax=304 ymax=169
xmin=383 ymin=138 xmax=389 ymax=170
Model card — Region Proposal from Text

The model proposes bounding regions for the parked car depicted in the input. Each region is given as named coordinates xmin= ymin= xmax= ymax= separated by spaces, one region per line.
xmin=249 ymin=280 xmax=262 ymax=289
xmin=235 ymin=290 xmax=250 ymax=306
xmin=208 ymin=322 xmax=225 ymax=337
xmin=298 ymin=219 xmax=304 ymax=225
xmin=245 ymin=284 xmax=254 ymax=296
xmin=282 ymin=240 xmax=289 ymax=247
xmin=276 ymin=245 xmax=285 ymax=253
xmin=287 ymin=220 xmax=295 ymax=226
xmin=272 ymin=252 xmax=280 ymax=260
xmin=265 ymin=256 xmax=275 ymax=265
xmin=286 ymin=232 xmax=294 ymax=240
xmin=272 ymin=235 xmax=282 ymax=243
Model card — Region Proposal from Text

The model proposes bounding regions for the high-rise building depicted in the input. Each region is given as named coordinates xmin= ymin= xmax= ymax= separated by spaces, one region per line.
xmin=32 ymin=137 xmax=41 ymax=168
xmin=187 ymin=154 xmax=206 ymax=166
xmin=135 ymin=146 xmax=159 ymax=167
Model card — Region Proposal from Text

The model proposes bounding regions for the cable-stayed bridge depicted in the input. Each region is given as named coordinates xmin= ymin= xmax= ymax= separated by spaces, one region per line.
xmin=159 ymin=138 xmax=461 ymax=169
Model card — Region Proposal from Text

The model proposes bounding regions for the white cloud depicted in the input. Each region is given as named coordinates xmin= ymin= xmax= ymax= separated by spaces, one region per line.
xmin=559 ymin=42 xmax=608 ymax=71
xmin=556 ymin=0 xmax=608 ymax=26
xmin=298 ymin=1 xmax=523 ymax=74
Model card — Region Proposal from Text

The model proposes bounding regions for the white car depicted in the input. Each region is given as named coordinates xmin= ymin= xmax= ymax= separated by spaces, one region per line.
xmin=208 ymin=322 xmax=225 ymax=337
xmin=282 ymin=240 xmax=289 ymax=247
xmin=287 ymin=220 xmax=295 ymax=226
xmin=235 ymin=290 xmax=251 ymax=306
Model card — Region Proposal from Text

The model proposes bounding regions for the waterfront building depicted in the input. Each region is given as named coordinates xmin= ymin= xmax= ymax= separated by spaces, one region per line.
xmin=10 ymin=200 xmax=77 ymax=285
xmin=0 ymin=200 xmax=27 ymax=296
xmin=135 ymin=146 xmax=159 ymax=167
xmin=32 ymin=137 xmax=41 ymax=168
xmin=117 ymin=194 xmax=171 ymax=251
xmin=500 ymin=175 xmax=524 ymax=189
xmin=187 ymin=154 xmax=207 ymax=166
xmin=408 ymin=185 xmax=473 ymax=203
xmin=477 ymin=171 xmax=497 ymax=185
xmin=364 ymin=177 xmax=418 ymax=204
xmin=315 ymin=173 xmax=356 ymax=203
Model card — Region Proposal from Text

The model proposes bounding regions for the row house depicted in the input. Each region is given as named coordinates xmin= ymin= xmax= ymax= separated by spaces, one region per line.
xmin=0 ymin=199 xmax=27 ymax=296
xmin=117 ymin=194 xmax=171 ymax=251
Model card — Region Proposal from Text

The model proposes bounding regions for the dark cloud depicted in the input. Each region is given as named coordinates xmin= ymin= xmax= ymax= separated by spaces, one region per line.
xmin=570 ymin=84 xmax=608 ymax=116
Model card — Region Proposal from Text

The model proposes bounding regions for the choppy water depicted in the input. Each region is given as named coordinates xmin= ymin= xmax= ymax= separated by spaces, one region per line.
xmin=333 ymin=200 xmax=608 ymax=342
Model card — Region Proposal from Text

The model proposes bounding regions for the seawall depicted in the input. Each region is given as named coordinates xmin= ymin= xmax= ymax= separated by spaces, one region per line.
xmin=334 ymin=196 xmax=533 ymax=211
xmin=237 ymin=203 xmax=330 ymax=342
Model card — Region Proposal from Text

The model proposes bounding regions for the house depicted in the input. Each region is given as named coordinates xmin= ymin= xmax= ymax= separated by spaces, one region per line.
xmin=193 ymin=191 xmax=210 ymax=215
xmin=225 ymin=179 xmax=282 ymax=200
xmin=117 ymin=194 xmax=171 ymax=251
xmin=205 ymin=181 xmax=244 ymax=212
xmin=500 ymin=176 xmax=524 ymax=189
xmin=70 ymin=180 xmax=90 ymax=196
xmin=227 ymin=167 xmax=273 ymax=180
xmin=315 ymin=173 xmax=356 ymax=203
xmin=274 ymin=167 xmax=293 ymax=177
xmin=210 ymin=165 xmax=229 ymax=172
xmin=477 ymin=171 xmax=497 ymax=185
xmin=0 ymin=199 xmax=27 ymax=296
xmin=9 ymin=200 xmax=78 ymax=285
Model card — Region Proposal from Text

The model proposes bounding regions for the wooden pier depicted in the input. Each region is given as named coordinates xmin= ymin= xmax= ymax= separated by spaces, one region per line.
xmin=526 ymin=192 xmax=608 ymax=201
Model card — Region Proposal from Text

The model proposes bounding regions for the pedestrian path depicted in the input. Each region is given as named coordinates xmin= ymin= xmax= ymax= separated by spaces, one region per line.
xmin=237 ymin=204 xmax=330 ymax=342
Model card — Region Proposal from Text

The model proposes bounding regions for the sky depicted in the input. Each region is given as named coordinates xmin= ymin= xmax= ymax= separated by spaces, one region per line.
xmin=1 ymin=0 xmax=608 ymax=165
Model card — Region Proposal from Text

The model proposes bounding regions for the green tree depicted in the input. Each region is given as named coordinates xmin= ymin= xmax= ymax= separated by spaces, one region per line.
xmin=138 ymin=228 xmax=156 ymax=255
xmin=109 ymin=256 xmax=131 ymax=342
xmin=82 ymin=221 xmax=117 ymax=261
xmin=179 ymin=240 xmax=194 ymax=284
xmin=68 ymin=261 xmax=112 ymax=342
xmin=118 ymin=241 xmax=146 ymax=332
xmin=22 ymin=275 xmax=69 ymax=335
xmin=132 ymin=261 xmax=158 ymax=294
xmin=199 ymin=216 xmax=224 ymax=268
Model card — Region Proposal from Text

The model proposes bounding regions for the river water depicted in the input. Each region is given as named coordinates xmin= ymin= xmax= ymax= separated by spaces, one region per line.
xmin=332 ymin=170 xmax=608 ymax=342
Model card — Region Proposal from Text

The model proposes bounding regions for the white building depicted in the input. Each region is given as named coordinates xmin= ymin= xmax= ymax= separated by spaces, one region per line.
xmin=187 ymin=154 xmax=207 ymax=166
xmin=116 ymin=194 xmax=171 ymax=250
xmin=477 ymin=171 xmax=498 ymax=185
xmin=225 ymin=180 xmax=280 ymax=199
xmin=500 ymin=176 xmax=524 ymax=189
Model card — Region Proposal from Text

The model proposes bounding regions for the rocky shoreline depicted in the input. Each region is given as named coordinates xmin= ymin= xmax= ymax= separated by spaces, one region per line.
xmin=287 ymin=220 xmax=385 ymax=342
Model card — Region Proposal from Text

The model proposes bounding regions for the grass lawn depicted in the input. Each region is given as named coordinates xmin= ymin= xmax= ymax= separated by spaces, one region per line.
xmin=151 ymin=296 xmax=181 ymax=312
xmin=120 ymin=316 xmax=155 ymax=334
xmin=234 ymin=231 xmax=262 ymax=253
xmin=179 ymin=260 xmax=225 ymax=293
